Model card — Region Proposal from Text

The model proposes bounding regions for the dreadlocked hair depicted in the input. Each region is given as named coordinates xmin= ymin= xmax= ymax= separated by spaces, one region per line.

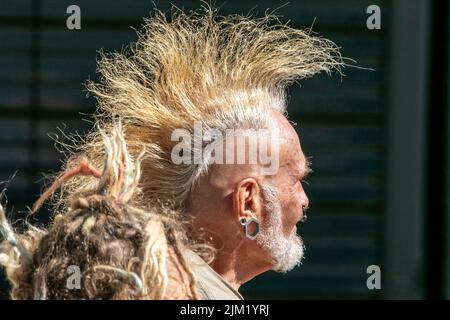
xmin=0 ymin=122 xmax=199 ymax=299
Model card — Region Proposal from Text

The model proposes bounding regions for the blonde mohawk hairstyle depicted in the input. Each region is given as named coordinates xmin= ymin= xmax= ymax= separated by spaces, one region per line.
xmin=58 ymin=4 xmax=344 ymax=213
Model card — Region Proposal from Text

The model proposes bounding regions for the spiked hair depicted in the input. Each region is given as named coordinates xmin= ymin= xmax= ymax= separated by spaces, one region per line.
xmin=54 ymin=5 xmax=343 ymax=213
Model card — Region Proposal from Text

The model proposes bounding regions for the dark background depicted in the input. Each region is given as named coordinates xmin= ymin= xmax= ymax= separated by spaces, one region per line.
xmin=0 ymin=0 xmax=448 ymax=299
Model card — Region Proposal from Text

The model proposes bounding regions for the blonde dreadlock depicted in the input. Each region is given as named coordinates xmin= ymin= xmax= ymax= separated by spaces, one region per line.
xmin=0 ymin=122 xmax=199 ymax=299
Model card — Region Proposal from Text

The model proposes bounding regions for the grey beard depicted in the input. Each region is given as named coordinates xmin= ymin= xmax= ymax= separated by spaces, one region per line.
xmin=257 ymin=183 xmax=305 ymax=273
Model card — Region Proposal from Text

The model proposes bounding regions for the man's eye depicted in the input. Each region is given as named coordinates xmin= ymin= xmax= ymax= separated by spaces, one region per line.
xmin=288 ymin=176 xmax=299 ymax=186
xmin=294 ymin=176 xmax=308 ymax=186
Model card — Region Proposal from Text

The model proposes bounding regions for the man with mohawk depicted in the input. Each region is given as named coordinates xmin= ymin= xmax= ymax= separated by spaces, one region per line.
xmin=0 ymin=5 xmax=343 ymax=299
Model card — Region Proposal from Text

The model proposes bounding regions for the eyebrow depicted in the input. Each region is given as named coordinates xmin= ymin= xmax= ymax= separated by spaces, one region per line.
xmin=280 ymin=157 xmax=313 ymax=179
xmin=301 ymin=157 xmax=313 ymax=178
xmin=283 ymin=156 xmax=313 ymax=177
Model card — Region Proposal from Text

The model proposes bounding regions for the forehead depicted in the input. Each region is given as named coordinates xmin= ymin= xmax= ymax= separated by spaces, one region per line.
xmin=271 ymin=113 xmax=307 ymax=171
xmin=281 ymin=136 xmax=307 ymax=173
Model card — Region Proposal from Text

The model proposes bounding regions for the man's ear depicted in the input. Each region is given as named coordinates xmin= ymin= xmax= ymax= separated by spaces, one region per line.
xmin=232 ymin=178 xmax=261 ymax=221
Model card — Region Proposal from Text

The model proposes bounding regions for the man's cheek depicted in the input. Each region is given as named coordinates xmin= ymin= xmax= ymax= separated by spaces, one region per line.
xmin=281 ymin=202 xmax=299 ymax=229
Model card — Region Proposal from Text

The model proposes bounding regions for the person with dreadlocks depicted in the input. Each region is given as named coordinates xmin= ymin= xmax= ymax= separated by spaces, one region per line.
xmin=1 ymin=123 xmax=199 ymax=299
xmin=0 ymin=5 xmax=344 ymax=299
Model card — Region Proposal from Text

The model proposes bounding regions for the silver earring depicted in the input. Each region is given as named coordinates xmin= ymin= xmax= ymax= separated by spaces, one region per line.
xmin=240 ymin=217 xmax=260 ymax=240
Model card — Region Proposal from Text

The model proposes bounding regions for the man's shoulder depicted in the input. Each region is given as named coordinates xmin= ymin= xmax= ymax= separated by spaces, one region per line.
xmin=183 ymin=249 xmax=244 ymax=300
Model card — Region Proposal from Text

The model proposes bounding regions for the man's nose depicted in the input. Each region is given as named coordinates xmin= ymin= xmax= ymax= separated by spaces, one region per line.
xmin=301 ymin=193 xmax=309 ymax=209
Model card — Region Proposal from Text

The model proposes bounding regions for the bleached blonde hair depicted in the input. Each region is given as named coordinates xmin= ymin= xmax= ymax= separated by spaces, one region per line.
xmin=54 ymin=5 xmax=343 ymax=214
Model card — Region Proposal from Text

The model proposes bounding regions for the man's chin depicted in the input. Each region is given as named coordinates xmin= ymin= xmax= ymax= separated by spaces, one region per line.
xmin=270 ymin=234 xmax=305 ymax=273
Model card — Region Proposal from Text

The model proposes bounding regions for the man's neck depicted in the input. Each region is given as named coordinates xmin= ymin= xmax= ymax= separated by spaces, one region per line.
xmin=184 ymin=212 xmax=272 ymax=290
xmin=210 ymin=244 xmax=272 ymax=290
